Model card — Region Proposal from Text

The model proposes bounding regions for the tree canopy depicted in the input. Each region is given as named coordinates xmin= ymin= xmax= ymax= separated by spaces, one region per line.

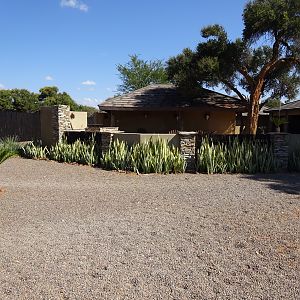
xmin=0 ymin=86 xmax=96 ymax=112
xmin=117 ymin=54 xmax=169 ymax=94
xmin=167 ymin=0 xmax=300 ymax=134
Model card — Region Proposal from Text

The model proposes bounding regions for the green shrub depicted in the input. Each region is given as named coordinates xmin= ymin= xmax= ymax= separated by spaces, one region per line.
xmin=288 ymin=146 xmax=300 ymax=172
xmin=0 ymin=136 xmax=20 ymax=164
xmin=197 ymin=137 xmax=277 ymax=174
xmin=101 ymin=139 xmax=186 ymax=174
xmin=49 ymin=139 xmax=98 ymax=166
xmin=21 ymin=139 xmax=98 ymax=166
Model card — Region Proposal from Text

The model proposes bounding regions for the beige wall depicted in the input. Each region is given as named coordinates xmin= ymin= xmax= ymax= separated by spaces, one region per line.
xmin=110 ymin=109 xmax=236 ymax=134
xmin=70 ymin=111 xmax=87 ymax=130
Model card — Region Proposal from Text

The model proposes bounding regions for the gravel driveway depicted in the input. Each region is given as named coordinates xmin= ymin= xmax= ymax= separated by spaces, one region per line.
xmin=0 ymin=158 xmax=299 ymax=299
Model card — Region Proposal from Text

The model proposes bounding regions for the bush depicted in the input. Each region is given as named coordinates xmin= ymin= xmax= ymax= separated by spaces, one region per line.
xmin=0 ymin=136 xmax=20 ymax=164
xmin=197 ymin=137 xmax=277 ymax=174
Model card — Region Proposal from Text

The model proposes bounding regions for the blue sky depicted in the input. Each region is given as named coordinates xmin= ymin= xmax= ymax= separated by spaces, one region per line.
xmin=0 ymin=0 xmax=249 ymax=107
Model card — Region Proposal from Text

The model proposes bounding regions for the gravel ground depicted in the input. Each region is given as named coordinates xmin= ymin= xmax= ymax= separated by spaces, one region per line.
xmin=0 ymin=158 xmax=299 ymax=300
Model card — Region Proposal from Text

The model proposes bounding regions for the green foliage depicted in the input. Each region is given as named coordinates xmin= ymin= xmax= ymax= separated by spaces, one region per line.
xmin=38 ymin=86 xmax=59 ymax=101
xmin=101 ymin=139 xmax=186 ymax=174
xmin=21 ymin=141 xmax=49 ymax=159
xmin=0 ymin=90 xmax=14 ymax=110
xmin=271 ymin=117 xmax=288 ymax=127
xmin=289 ymin=147 xmax=300 ymax=171
xmin=197 ymin=137 xmax=277 ymax=174
xmin=0 ymin=86 xmax=96 ymax=112
xmin=117 ymin=54 xmax=169 ymax=94
xmin=0 ymin=136 xmax=20 ymax=164
xmin=39 ymin=86 xmax=79 ymax=111
xmin=49 ymin=139 xmax=98 ymax=166
xmin=265 ymin=98 xmax=281 ymax=108
xmin=22 ymin=139 xmax=98 ymax=166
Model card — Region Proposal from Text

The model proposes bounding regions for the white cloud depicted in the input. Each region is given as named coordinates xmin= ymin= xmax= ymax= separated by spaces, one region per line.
xmin=82 ymin=80 xmax=96 ymax=86
xmin=45 ymin=75 xmax=54 ymax=81
xmin=60 ymin=0 xmax=88 ymax=12
xmin=83 ymin=97 xmax=98 ymax=103
xmin=82 ymin=97 xmax=99 ymax=107
xmin=0 ymin=83 xmax=5 ymax=90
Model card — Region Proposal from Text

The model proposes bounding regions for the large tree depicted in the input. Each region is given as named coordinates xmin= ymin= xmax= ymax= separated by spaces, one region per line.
xmin=39 ymin=86 xmax=83 ymax=111
xmin=167 ymin=0 xmax=300 ymax=134
xmin=117 ymin=54 xmax=169 ymax=94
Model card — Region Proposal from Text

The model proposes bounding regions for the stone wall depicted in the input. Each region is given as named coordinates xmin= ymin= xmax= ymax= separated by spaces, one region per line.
xmin=178 ymin=132 xmax=197 ymax=172
xmin=101 ymin=132 xmax=114 ymax=155
xmin=268 ymin=133 xmax=289 ymax=170
xmin=41 ymin=105 xmax=72 ymax=146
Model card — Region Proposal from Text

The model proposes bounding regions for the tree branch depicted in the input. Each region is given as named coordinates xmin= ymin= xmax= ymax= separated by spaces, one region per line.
xmin=268 ymin=56 xmax=300 ymax=74
xmin=221 ymin=79 xmax=248 ymax=104
xmin=258 ymin=38 xmax=281 ymax=79
xmin=237 ymin=67 xmax=255 ymax=88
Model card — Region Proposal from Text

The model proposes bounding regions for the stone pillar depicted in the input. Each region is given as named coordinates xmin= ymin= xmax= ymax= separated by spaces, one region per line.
xmin=268 ymin=133 xmax=289 ymax=170
xmin=52 ymin=105 xmax=72 ymax=145
xmin=101 ymin=132 xmax=114 ymax=156
xmin=41 ymin=105 xmax=71 ymax=146
xmin=178 ymin=131 xmax=197 ymax=172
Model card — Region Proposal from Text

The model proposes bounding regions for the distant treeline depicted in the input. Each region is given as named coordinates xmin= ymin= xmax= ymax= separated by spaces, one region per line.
xmin=0 ymin=86 xmax=97 ymax=112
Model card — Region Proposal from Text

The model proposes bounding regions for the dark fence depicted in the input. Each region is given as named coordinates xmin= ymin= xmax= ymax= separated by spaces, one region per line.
xmin=0 ymin=110 xmax=41 ymax=141
xmin=64 ymin=131 xmax=102 ymax=145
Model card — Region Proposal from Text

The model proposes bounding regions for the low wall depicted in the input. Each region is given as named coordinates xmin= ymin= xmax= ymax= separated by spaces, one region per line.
xmin=288 ymin=134 xmax=300 ymax=152
xmin=113 ymin=133 xmax=179 ymax=147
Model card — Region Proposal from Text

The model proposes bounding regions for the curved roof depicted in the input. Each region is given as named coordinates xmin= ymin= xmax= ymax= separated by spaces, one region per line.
xmin=99 ymin=84 xmax=246 ymax=111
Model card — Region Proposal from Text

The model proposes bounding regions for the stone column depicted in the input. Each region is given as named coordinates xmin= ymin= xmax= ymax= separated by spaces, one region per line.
xmin=268 ymin=133 xmax=289 ymax=170
xmin=41 ymin=105 xmax=72 ymax=146
xmin=101 ymin=132 xmax=114 ymax=156
xmin=52 ymin=105 xmax=72 ymax=145
xmin=178 ymin=131 xmax=197 ymax=172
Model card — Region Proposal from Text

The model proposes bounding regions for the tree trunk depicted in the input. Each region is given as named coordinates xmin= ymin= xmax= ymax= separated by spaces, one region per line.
xmin=247 ymin=87 xmax=262 ymax=135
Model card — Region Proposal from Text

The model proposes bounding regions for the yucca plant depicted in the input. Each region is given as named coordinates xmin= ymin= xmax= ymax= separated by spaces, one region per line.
xmin=49 ymin=138 xmax=98 ymax=166
xmin=288 ymin=146 xmax=300 ymax=172
xmin=101 ymin=139 xmax=128 ymax=170
xmin=101 ymin=138 xmax=186 ymax=174
xmin=0 ymin=136 xmax=20 ymax=164
xmin=197 ymin=136 xmax=277 ymax=174
xmin=21 ymin=141 xmax=49 ymax=159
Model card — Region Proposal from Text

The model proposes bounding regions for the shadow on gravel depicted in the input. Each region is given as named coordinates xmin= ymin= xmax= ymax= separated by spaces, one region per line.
xmin=242 ymin=173 xmax=300 ymax=195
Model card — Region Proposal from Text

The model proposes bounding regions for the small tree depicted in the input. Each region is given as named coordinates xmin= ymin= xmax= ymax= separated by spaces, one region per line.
xmin=167 ymin=0 xmax=300 ymax=134
xmin=117 ymin=54 xmax=169 ymax=94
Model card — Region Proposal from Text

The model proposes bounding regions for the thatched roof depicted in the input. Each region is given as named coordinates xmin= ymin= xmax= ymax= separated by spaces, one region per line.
xmin=266 ymin=100 xmax=300 ymax=112
xmin=99 ymin=84 xmax=246 ymax=111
